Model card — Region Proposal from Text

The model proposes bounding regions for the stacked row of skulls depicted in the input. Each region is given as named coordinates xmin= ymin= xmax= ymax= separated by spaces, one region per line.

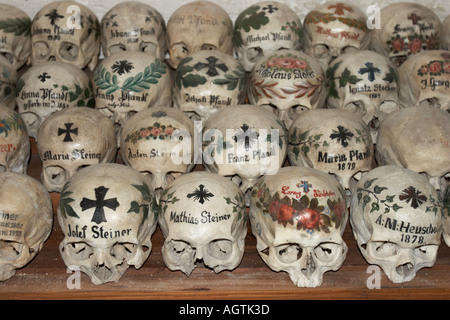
xmin=0 ymin=0 xmax=447 ymax=287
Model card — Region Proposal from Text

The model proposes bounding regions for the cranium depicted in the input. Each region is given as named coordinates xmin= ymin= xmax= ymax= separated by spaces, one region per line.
xmin=249 ymin=166 xmax=348 ymax=287
xmin=0 ymin=55 xmax=18 ymax=109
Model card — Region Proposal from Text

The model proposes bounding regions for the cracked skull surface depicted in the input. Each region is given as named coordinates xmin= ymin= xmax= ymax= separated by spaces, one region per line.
xmin=350 ymin=165 xmax=442 ymax=283
xmin=57 ymin=163 xmax=158 ymax=285
xmin=0 ymin=172 xmax=53 ymax=281
xmin=37 ymin=107 xmax=117 ymax=193
xmin=31 ymin=0 xmax=100 ymax=71
xmin=249 ymin=166 xmax=348 ymax=287
xmin=159 ymin=171 xmax=247 ymax=276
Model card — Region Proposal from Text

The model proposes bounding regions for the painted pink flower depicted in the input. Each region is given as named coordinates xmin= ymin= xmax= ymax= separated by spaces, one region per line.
xmin=408 ymin=38 xmax=422 ymax=54
xmin=165 ymin=126 xmax=174 ymax=135
xmin=140 ymin=129 xmax=151 ymax=137
xmin=150 ymin=127 xmax=162 ymax=136
xmin=429 ymin=61 xmax=442 ymax=74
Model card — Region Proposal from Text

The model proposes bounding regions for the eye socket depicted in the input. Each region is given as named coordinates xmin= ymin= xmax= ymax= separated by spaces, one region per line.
xmin=0 ymin=240 xmax=24 ymax=261
xmin=314 ymin=242 xmax=341 ymax=262
xmin=59 ymin=42 xmax=79 ymax=61
xmin=19 ymin=112 xmax=39 ymax=128
xmin=167 ymin=239 xmax=195 ymax=258
xmin=140 ymin=42 xmax=157 ymax=55
xmin=111 ymin=242 xmax=142 ymax=261
xmin=379 ymin=100 xmax=399 ymax=115
xmin=344 ymin=101 xmax=364 ymax=113
xmin=341 ymin=45 xmax=357 ymax=54
xmin=370 ymin=241 xmax=399 ymax=258
xmin=44 ymin=165 xmax=67 ymax=186
xmin=170 ymin=43 xmax=189 ymax=63
xmin=276 ymin=243 xmax=303 ymax=263
xmin=0 ymin=52 xmax=14 ymax=65
xmin=419 ymin=98 xmax=440 ymax=108
xmin=390 ymin=55 xmax=407 ymax=67
xmin=246 ymin=47 xmax=264 ymax=63
xmin=109 ymin=43 xmax=127 ymax=55
xmin=413 ymin=244 xmax=438 ymax=260
xmin=65 ymin=242 xmax=94 ymax=260
xmin=313 ymin=44 xmax=329 ymax=59
xmin=201 ymin=44 xmax=217 ymax=51
xmin=33 ymin=41 xmax=50 ymax=60
xmin=208 ymin=239 xmax=233 ymax=260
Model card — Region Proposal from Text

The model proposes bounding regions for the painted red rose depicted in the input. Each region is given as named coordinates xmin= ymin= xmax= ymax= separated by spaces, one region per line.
xmin=278 ymin=204 xmax=295 ymax=223
xmin=150 ymin=127 xmax=162 ymax=136
xmin=408 ymin=38 xmax=422 ymax=54
xmin=297 ymin=208 xmax=321 ymax=229
xmin=392 ymin=38 xmax=405 ymax=52
xmin=429 ymin=61 xmax=442 ymax=74
xmin=444 ymin=62 xmax=450 ymax=73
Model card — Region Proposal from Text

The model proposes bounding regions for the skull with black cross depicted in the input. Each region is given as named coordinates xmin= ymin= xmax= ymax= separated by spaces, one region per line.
xmin=159 ymin=171 xmax=247 ymax=276
xmin=249 ymin=166 xmax=348 ymax=287
xmin=350 ymin=165 xmax=443 ymax=283
xmin=31 ymin=0 xmax=100 ymax=71
xmin=37 ymin=107 xmax=117 ymax=193
xmin=58 ymin=163 xmax=158 ymax=284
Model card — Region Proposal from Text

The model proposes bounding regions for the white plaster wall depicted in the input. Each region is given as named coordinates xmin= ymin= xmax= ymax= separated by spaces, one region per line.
xmin=7 ymin=0 xmax=450 ymax=23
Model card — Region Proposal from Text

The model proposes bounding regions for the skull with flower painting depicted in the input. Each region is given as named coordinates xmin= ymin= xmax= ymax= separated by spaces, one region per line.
xmin=120 ymin=107 xmax=194 ymax=200
xmin=326 ymin=50 xmax=400 ymax=141
xmin=31 ymin=0 xmax=100 ymax=71
xmin=350 ymin=165 xmax=442 ymax=283
xmin=16 ymin=61 xmax=94 ymax=140
xmin=58 ymin=163 xmax=158 ymax=285
xmin=0 ymin=105 xmax=29 ymax=174
xmin=0 ymin=55 xmax=18 ymax=109
xmin=202 ymin=105 xmax=287 ymax=195
xmin=288 ymin=109 xmax=373 ymax=199
xmin=370 ymin=3 xmax=441 ymax=67
xmin=166 ymin=1 xmax=233 ymax=70
xmin=375 ymin=106 xmax=450 ymax=195
xmin=92 ymin=51 xmax=171 ymax=146
xmin=37 ymin=107 xmax=117 ymax=193
xmin=100 ymin=1 xmax=166 ymax=59
xmin=302 ymin=1 xmax=371 ymax=70
xmin=159 ymin=171 xmax=247 ymax=276
xmin=0 ymin=4 xmax=31 ymax=70
xmin=233 ymin=1 xmax=303 ymax=72
xmin=249 ymin=166 xmax=347 ymax=287
xmin=398 ymin=50 xmax=450 ymax=112
xmin=248 ymin=49 xmax=325 ymax=130
xmin=173 ymin=50 xmax=246 ymax=121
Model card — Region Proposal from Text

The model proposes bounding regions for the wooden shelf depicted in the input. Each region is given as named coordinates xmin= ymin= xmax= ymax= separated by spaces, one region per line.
xmin=0 ymin=141 xmax=449 ymax=300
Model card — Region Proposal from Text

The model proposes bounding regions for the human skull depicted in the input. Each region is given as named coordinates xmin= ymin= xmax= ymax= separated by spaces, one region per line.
xmin=31 ymin=1 xmax=100 ymax=71
xmin=350 ymin=165 xmax=442 ymax=283
xmin=16 ymin=61 xmax=94 ymax=140
xmin=37 ymin=107 xmax=117 ymax=193
xmin=0 ymin=4 xmax=31 ymax=70
xmin=249 ymin=166 xmax=348 ymax=287
xmin=376 ymin=106 xmax=450 ymax=194
xmin=101 ymin=1 xmax=166 ymax=59
xmin=0 ymin=55 xmax=18 ymax=109
xmin=0 ymin=105 xmax=30 ymax=174
xmin=370 ymin=3 xmax=441 ymax=67
xmin=173 ymin=49 xmax=246 ymax=121
xmin=203 ymin=105 xmax=287 ymax=194
xmin=233 ymin=1 xmax=303 ymax=72
xmin=302 ymin=1 xmax=370 ymax=70
xmin=288 ymin=109 xmax=373 ymax=196
xmin=159 ymin=171 xmax=247 ymax=276
xmin=58 ymin=163 xmax=158 ymax=285
xmin=248 ymin=49 xmax=325 ymax=130
xmin=120 ymin=107 xmax=194 ymax=200
xmin=441 ymin=16 xmax=450 ymax=51
xmin=398 ymin=50 xmax=450 ymax=112
xmin=326 ymin=50 xmax=400 ymax=141
xmin=92 ymin=51 xmax=172 ymax=146
xmin=0 ymin=172 xmax=52 ymax=281
xmin=166 ymin=1 xmax=233 ymax=69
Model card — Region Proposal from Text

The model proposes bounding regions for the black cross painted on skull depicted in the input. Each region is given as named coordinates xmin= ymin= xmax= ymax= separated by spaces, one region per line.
xmin=58 ymin=123 xmax=78 ymax=142
xmin=80 ymin=186 xmax=120 ymax=224
xmin=358 ymin=62 xmax=381 ymax=82
xmin=45 ymin=9 xmax=64 ymax=26
xmin=38 ymin=72 xmax=51 ymax=82
xmin=194 ymin=56 xmax=228 ymax=77
xmin=263 ymin=5 xmax=278 ymax=13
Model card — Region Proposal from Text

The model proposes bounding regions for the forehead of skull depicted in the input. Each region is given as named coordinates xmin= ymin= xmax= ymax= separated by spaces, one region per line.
xmin=378 ymin=107 xmax=450 ymax=176
xmin=0 ymin=56 xmax=17 ymax=85
xmin=357 ymin=166 xmax=442 ymax=246
xmin=331 ymin=50 xmax=397 ymax=77
xmin=0 ymin=4 xmax=30 ymax=40
xmin=102 ymin=1 xmax=165 ymax=30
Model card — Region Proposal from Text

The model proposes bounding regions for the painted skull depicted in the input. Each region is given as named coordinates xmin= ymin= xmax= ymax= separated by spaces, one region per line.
xmin=0 ymin=105 xmax=30 ymax=174
xmin=31 ymin=0 xmax=100 ymax=71
xmin=370 ymin=2 xmax=441 ymax=67
xmin=58 ymin=163 xmax=158 ymax=285
xmin=173 ymin=49 xmax=246 ymax=121
xmin=0 ymin=172 xmax=52 ymax=281
xmin=441 ymin=15 xmax=450 ymax=51
xmin=375 ymin=106 xmax=450 ymax=194
xmin=0 ymin=4 xmax=31 ymax=70
xmin=248 ymin=49 xmax=325 ymax=130
xmin=166 ymin=1 xmax=233 ymax=69
xmin=350 ymin=165 xmax=442 ymax=283
xmin=288 ymin=109 xmax=373 ymax=196
xmin=101 ymin=1 xmax=166 ymax=59
xmin=0 ymin=55 xmax=18 ymax=109
xmin=92 ymin=51 xmax=172 ymax=146
xmin=159 ymin=171 xmax=247 ymax=276
xmin=120 ymin=107 xmax=195 ymax=200
xmin=202 ymin=105 xmax=287 ymax=194
xmin=249 ymin=166 xmax=348 ymax=287
xmin=16 ymin=61 xmax=94 ymax=140
xmin=398 ymin=50 xmax=450 ymax=112
xmin=326 ymin=50 xmax=400 ymax=141
xmin=37 ymin=107 xmax=117 ymax=193
xmin=233 ymin=1 xmax=303 ymax=72
xmin=302 ymin=1 xmax=371 ymax=70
